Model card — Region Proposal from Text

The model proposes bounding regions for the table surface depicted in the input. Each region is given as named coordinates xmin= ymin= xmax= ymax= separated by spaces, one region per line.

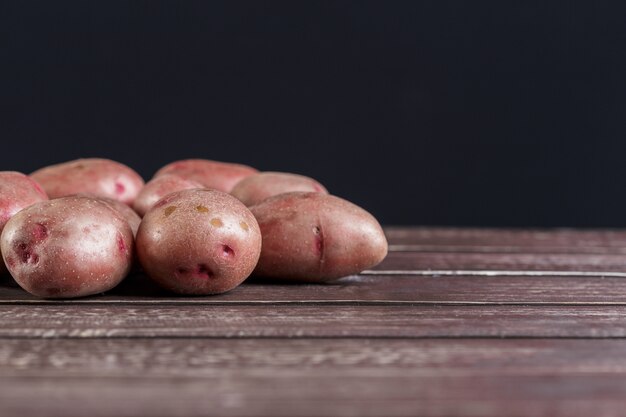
xmin=3 ymin=227 xmax=626 ymax=417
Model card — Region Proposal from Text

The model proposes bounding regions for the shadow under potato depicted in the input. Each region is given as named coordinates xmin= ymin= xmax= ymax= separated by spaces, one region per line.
xmin=244 ymin=274 xmax=350 ymax=286
xmin=120 ymin=272 xmax=350 ymax=294
xmin=0 ymin=273 xmax=20 ymax=289
xmin=0 ymin=270 xmax=360 ymax=300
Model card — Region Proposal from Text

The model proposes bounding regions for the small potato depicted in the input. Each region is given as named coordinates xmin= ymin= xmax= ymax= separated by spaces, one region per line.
xmin=0 ymin=196 xmax=134 ymax=298
xmin=251 ymin=192 xmax=388 ymax=282
xmin=31 ymin=158 xmax=145 ymax=205
xmin=231 ymin=172 xmax=328 ymax=206
xmin=136 ymin=189 xmax=261 ymax=295
xmin=153 ymin=159 xmax=257 ymax=193
xmin=0 ymin=172 xmax=49 ymax=274
xmin=133 ymin=174 xmax=204 ymax=216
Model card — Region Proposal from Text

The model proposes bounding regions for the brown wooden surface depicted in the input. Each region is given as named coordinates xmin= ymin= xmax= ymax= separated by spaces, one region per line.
xmin=3 ymin=227 xmax=626 ymax=416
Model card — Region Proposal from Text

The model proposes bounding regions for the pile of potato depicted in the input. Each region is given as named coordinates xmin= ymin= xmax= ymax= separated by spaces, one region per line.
xmin=0 ymin=158 xmax=388 ymax=298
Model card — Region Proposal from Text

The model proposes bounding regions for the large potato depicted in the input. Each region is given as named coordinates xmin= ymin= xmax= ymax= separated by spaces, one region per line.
xmin=1 ymin=196 xmax=134 ymax=298
xmin=251 ymin=192 xmax=387 ymax=282
xmin=153 ymin=159 xmax=257 ymax=192
xmin=31 ymin=158 xmax=144 ymax=205
xmin=132 ymin=174 xmax=204 ymax=216
xmin=136 ymin=189 xmax=262 ymax=295
xmin=231 ymin=172 xmax=328 ymax=206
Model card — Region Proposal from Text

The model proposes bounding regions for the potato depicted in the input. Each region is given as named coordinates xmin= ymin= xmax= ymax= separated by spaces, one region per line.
xmin=153 ymin=159 xmax=257 ymax=193
xmin=133 ymin=174 xmax=204 ymax=216
xmin=136 ymin=189 xmax=261 ymax=295
xmin=0 ymin=172 xmax=49 ymax=275
xmin=92 ymin=196 xmax=142 ymax=236
xmin=250 ymin=192 xmax=387 ymax=282
xmin=31 ymin=158 xmax=145 ymax=205
xmin=231 ymin=172 xmax=328 ymax=206
xmin=0 ymin=196 xmax=134 ymax=298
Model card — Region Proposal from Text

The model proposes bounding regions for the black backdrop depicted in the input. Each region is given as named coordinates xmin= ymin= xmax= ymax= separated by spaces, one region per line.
xmin=2 ymin=1 xmax=626 ymax=227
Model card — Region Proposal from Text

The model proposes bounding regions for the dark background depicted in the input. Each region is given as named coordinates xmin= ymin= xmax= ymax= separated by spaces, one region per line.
xmin=2 ymin=1 xmax=626 ymax=227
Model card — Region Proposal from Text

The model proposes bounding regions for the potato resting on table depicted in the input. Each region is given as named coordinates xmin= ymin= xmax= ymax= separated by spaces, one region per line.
xmin=31 ymin=158 xmax=145 ymax=205
xmin=136 ymin=188 xmax=262 ymax=295
xmin=0 ymin=195 xmax=134 ymax=298
xmin=251 ymin=192 xmax=388 ymax=282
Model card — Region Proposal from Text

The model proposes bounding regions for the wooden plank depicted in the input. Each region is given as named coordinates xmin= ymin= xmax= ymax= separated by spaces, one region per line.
xmin=6 ymin=375 xmax=626 ymax=417
xmin=5 ymin=251 xmax=626 ymax=303
xmin=2 ymin=339 xmax=626 ymax=417
xmin=374 ymin=251 xmax=626 ymax=272
xmin=3 ymin=338 xmax=626 ymax=377
xmin=5 ymin=273 xmax=626 ymax=305
xmin=4 ymin=304 xmax=626 ymax=338
xmin=385 ymin=227 xmax=626 ymax=253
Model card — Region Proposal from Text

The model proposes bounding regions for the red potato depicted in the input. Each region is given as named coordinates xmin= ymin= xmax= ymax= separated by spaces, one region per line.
xmin=0 ymin=172 xmax=48 ymax=228
xmin=75 ymin=195 xmax=143 ymax=272
xmin=90 ymin=196 xmax=142 ymax=236
xmin=153 ymin=159 xmax=257 ymax=193
xmin=0 ymin=172 xmax=49 ymax=275
xmin=136 ymin=189 xmax=262 ymax=295
xmin=132 ymin=174 xmax=204 ymax=217
xmin=251 ymin=192 xmax=388 ymax=282
xmin=0 ymin=196 xmax=134 ymax=298
xmin=31 ymin=158 xmax=145 ymax=205
xmin=230 ymin=171 xmax=328 ymax=206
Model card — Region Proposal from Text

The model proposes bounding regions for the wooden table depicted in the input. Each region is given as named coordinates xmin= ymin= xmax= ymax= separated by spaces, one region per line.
xmin=3 ymin=227 xmax=626 ymax=416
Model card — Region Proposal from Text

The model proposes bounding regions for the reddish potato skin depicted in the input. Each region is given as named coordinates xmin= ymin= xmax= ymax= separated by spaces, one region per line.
xmin=73 ymin=195 xmax=142 ymax=272
xmin=90 ymin=196 xmax=142 ymax=236
xmin=0 ymin=172 xmax=49 ymax=274
xmin=0 ymin=172 xmax=48 ymax=229
xmin=133 ymin=174 xmax=204 ymax=216
xmin=31 ymin=158 xmax=145 ymax=205
xmin=231 ymin=172 xmax=328 ymax=206
xmin=251 ymin=192 xmax=388 ymax=282
xmin=136 ymin=189 xmax=262 ymax=295
xmin=153 ymin=159 xmax=257 ymax=193
xmin=0 ymin=196 xmax=134 ymax=298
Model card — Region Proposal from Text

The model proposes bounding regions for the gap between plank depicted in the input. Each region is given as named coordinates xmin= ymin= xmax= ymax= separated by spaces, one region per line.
xmin=387 ymin=244 xmax=626 ymax=254
xmin=3 ymin=300 xmax=626 ymax=306
xmin=6 ymin=334 xmax=626 ymax=341
xmin=362 ymin=270 xmax=626 ymax=277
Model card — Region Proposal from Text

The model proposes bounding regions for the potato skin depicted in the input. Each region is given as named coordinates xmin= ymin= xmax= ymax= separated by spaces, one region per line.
xmin=153 ymin=159 xmax=257 ymax=193
xmin=0 ymin=172 xmax=48 ymax=229
xmin=133 ymin=174 xmax=204 ymax=216
xmin=0 ymin=172 xmax=49 ymax=275
xmin=0 ymin=196 xmax=134 ymax=298
xmin=136 ymin=188 xmax=262 ymax=295
xmin=94 ymin=196 xmax=142 ymax=237
xmin=251 ymin=192 xmax=388 ymax=282
xmin=31 ymin=158 xmax=145 ymax=205
xmin=231 ymin=172 xmax=328 ymax=206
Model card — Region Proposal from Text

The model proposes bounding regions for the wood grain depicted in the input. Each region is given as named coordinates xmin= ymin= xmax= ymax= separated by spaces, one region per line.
xmin=385 ymin=227 xmax=626 ymax=253
xmin=4 ymin=273 xmax=626 ymax=305
xmin=2 ymin=339 xmax=626 ymax=417
xmin=3 ymin=226 xmax=626 ymax=417
xmin=7 ymin=375 xmax=626 ymax=417
xmin=4 ymin=304 xmax=626 ymax=338
xmin=374 ymin=251 xmax=626 ymax=272
xmin=2 ymin=338 xmax=626 ymax=377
